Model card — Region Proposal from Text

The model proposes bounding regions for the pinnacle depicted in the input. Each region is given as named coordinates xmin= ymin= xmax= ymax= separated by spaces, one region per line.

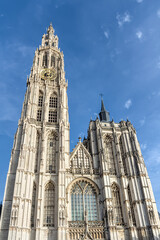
xmin=47 ymin=22 xmax=54 ymax=34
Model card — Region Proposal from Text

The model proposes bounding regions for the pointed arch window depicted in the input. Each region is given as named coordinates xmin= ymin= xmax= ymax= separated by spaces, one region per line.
xmin=43 ymin=52 xmax=48 ymax=67
xmin=34 ymin=132 xmax=40 ymax=173
xmin=46 ymin=134 xmax=56 ymax=173
xmin=37 ymin=92 xmax=43 ymax=122
xmin=48 ymin=94 xmax=57 ymax=123
xmin=51 ymin=55 xmax=55 ymax=67
xmin=43 ymin=182 xmax=55 ymax=226
xmin=119 ymin=136 xmax=128 ymax=175
xmin=49 ymin=96 xmax=57 ymax=108
xmin=127 ymin=185 xmax=136 ymax=226
xmin=111 ymin=184 xmax=123 ymax=225
xmin=31 ymin=183 xmax=36 ymax=227
xmin=71 ymin=180 xmax=98 ymax=221
xmin=104 ymin=137 xmax=116 ymax=175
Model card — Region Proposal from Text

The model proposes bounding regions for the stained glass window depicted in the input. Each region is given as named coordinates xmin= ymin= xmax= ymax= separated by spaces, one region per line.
xmin=71 ymin=180 xmax=98 ymax=221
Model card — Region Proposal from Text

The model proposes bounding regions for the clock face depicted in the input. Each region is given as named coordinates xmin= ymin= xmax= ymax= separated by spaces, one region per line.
xmin=41 ymin=68 xmax=57 ymax=80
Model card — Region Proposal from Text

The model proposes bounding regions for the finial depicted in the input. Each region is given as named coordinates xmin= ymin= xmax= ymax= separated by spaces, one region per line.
xmin=78 ymin=137 xmax=81 ymax=143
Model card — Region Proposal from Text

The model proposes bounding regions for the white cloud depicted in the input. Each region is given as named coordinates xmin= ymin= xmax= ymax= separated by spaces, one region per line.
xmin=141 ymin=143 xmax=147 ymax=150
xmin=157 ymin=9 xmax=160 ymax=18
xmin=146 ymin=146 xmax=160 ymax=165
xmin=124 ymin=99 xmax=132 ymax=109
xmin=116 ymin=12 xmax=131 ymax=27
xmin=140 ymin=118 xmax=145 ymax=126
xmin=157 ymin=61 xmax=160 ymax=69
xmin=136 ymin=0 xmax=143 ymax=3
xmin=136 ymin=31 xmax=143 ymax=39
xmin=104 ymin=31 xmax=109 ymax=39
xmin=157 ymin=57 xmax=160 ymax=69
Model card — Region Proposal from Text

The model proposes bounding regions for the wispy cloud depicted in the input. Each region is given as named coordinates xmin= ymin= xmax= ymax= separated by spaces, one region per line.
xmin=104 ymin=31 xmax=109 ymax=39
xmin=110 ymin=48 xmax=121 ymax=62
xmin=157 ymin=57 xmax=160 ymax=69
xmin=7 ymin=42 xmax=35 ymax=57
xmin=136 ymin=0 xmax=143 ymax=3
xmin=0 ymin=94 xmax=19 ymax=121
xmin=157 ymin=9 xmax=160 ymax=18
xmin=124 ymin=99 xmax=132 ymax=109
xmin=146 ymin=145 xmax=160 ymax=165
xmin=116 ymin=12 xmax=131 ymax=27
xmin=140 ymin=117 xmax=145 ymax=126
xmin=141 ymin=143 xmax=147 ymax=150
xmin=136 ymin=31 xmax=143 ymax=39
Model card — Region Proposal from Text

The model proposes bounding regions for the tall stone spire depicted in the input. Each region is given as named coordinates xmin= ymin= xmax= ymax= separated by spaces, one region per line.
xmin=99 ymin=98 xmax=110 ymax=122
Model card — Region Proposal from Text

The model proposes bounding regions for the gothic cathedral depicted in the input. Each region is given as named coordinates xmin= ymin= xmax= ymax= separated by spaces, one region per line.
xmin=0 ymin=24 xmax=160 ymax=240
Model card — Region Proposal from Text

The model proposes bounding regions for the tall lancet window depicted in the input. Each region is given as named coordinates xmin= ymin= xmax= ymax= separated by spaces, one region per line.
xmin=31 ymin=183 xmax=36 ymax=227
xmin=34 ymin=132 xmax=39 ymax=173
xmin=104 ymin=136 xmax=116 ymax=175
xmin=119 ymin=136 xmax=128 ymax=175
xmin=51 ymin=55 xmax=55 ymax=67
xmin=71 ymin=180 xmax=98 ymax=221
xmin=46 ymin=134 xmax=56 ymax=173
xmin=111 ymin=184 xmax=123 ymax=226
xmin=43 ymin=182 xmax=55 ymax=226
xmin=37 ymin=91 xmax=43 ymax=122
xmin=48 ymin=94 xmax=57 ymax=123
xmin=127 ymin=185 xmax=136 ymax=226
xmin=43 ymin=52 xmax=48 ymax=67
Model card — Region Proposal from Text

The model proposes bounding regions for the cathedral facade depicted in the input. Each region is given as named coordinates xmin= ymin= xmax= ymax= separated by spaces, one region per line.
xmin=0 ymin=24 xmax=160 ymax=240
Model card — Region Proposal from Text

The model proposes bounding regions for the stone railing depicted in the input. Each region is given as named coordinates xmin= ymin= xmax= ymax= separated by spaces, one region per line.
xmin=68 ymin=221 xmax=105 ymax=239
xmin=66 ymin=168 xmax=99 ymax=175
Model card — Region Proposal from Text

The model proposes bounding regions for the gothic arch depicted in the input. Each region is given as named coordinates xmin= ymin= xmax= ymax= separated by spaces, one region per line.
xmin=43 ymin=181 xmax=55 ymax=227
xmin=103 ymin=134 xmax=113 ymax=143
xmin=103 ymin=135 xmax=116 ymax=175
xmin=111 ymin=182 xmax=124 ymax=225
xmin=66 ymin=177 xmax=100 ymax=198
xmin=44 ymin=180 xmax=56 ymax=189
xmin=50 ymin=91 xmax=57 ymax=96
xmin=31 ymin=182 xmax=36 ymax=227
xmin=68 ymin=178 xmax=99 ymax=221
xmin=110 ymin=181 xmax=120 ymax=188
xmin=39 ymin=89 xmax=43 ymax=95
xmin=46 ymin=129 xmax=58 ymax=139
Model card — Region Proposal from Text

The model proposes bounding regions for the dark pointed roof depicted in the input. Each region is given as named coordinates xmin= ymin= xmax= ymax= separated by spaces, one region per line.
xmin=99 ymin=98 xmax=110 ymax=122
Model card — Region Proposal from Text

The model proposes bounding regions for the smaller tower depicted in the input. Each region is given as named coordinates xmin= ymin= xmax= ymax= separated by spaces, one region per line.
xmin=99 ymin=97 xmax=110 ymax=122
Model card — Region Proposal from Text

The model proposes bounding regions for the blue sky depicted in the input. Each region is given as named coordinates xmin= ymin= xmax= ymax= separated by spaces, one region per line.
xmin=0 ymin=0 xmax=160 ymax=211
